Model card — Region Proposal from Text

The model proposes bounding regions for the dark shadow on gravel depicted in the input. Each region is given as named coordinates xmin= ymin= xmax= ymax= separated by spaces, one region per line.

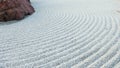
xmin=0 ymin=21 xmax=19 ymax=26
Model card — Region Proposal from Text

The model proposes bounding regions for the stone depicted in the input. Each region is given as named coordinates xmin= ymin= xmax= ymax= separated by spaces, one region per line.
xmin=0 ymin=0 xmax=35 ymax=21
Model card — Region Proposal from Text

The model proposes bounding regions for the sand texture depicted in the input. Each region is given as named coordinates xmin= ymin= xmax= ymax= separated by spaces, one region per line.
xmin=0 ymin=0 xmax=120 ymax=68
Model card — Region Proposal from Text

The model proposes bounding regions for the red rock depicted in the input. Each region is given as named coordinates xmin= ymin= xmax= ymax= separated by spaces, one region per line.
xmin=0 ymin=0 xmax=35 ymax=21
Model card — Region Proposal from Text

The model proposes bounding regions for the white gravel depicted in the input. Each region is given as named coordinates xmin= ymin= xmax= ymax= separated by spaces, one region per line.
xmin=0 ymin=0 xmax=120 ymax=68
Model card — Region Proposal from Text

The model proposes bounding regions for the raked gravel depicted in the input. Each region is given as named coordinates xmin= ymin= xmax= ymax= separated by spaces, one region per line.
xmin=0 ymin=0 xmax=120 ymax=68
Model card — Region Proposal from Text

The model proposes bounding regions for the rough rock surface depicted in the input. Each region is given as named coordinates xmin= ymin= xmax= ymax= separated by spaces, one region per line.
xmin=0 ymin=0 xmax=35 ymax=21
